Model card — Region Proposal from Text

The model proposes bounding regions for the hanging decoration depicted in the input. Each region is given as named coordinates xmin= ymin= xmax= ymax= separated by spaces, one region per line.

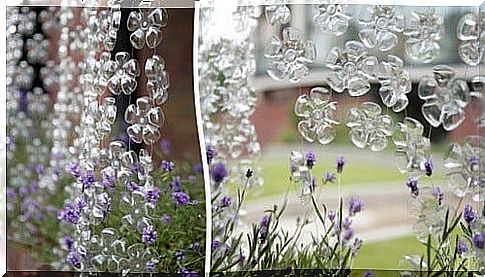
xmin=403 ymin=8 xmax=444 ymax=63
xmin=418 ymin=65 xmax=470 ymax=131
xmin=357 ymin=5 xmax=405 ymax=52
xmin=325 ymin=40 xmax=378 ymax=97
xmin=313 ymin=1 xmax=353 ymax=36
xmin=265 ymin=27 xmax=316 ymax=83
xmin=376 ymin=55 xmax=412 ymax=112
xmin=346 ymin=102 xmax=394 ymax=151
xmin=294 ymin=87 xmax=339 ymax=145
xmin=457 ymin=11 xmax=485 ymax=66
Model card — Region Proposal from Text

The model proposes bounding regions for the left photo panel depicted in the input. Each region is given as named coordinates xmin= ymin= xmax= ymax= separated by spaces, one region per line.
xmin=6 ymin=1 xmax=205 ymax=274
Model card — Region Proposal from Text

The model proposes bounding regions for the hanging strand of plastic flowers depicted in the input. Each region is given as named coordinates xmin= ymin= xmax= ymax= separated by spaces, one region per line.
xmin=199 ymin=2 xmax=264 ymax=192
xmin=6 ymin=6 xmax=57 ymax=255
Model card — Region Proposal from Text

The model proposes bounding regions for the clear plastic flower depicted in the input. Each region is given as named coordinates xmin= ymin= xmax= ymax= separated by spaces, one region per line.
xmin=120 ymin=191 xmax=154 ymax=232
xmin=94 ymin=97 xmax=117 ymax=139
xmin=265 ymin=4 xmax=291 ymax=25
xmin=289 ymin=151 xmax=313 ymax=198
xmin=118 ymin=244 xmax=159 ymax=274
xmin=145 ymin=55 xmax=170 ymax=105
xmin=127 ymin=8 xmax=168 ymax=49
xmin=418 ymin=65 xmax=470 ymax=131
xmin=89 ymin=228 xmax=127 ymax=271
xmin=404 ymin=8 xmax=444 ymax=63
xmin=326 ymin=40 xmax=378 ymax=97
xmin=457 ymin=12 xmax=485 ymax=66
xmin=39 ymin=7 xmax=60 ymax=34
xmin=358 ymin=5 xmax=404 ymax=51
xmin=444 ymin=135 xmax=484 ymax=201
xmin=392 ymin=117 xmax=431 ymax=175
xmin=377 ymin=55 xmax=411 ymax=112
xmin=26 ymin=34 xmax=49 ymax=65
xmin=265 ymin=27 xmax=316 ymax=83
xmin=294 ymin=87 xmax=339 ymax=145
xmin=98 ymin=141 xmax=138 ymax=182
xmin=40 ymin=60 xmax=59 ymax=92
xmin=27 ymin=87 xmax=50 ymax=116
xmin=313 ymin=1 xmax=353 ymax=36
xmin=98 ymin=5 xmax=121 ymax=51
xmin=346 ymin=102 xmax=393 ymax=152
xmin=106 ymin=52 xmax=140 ymax=95
xmin=409 ymin=186 xmax=447 ymax=242
xmin=17 ymin=7 xmax=36 ymax=36
xmin=137 ymin=149 xmax=153 ymax=181
xmin=125 ymin=97 xmax=165 ymax=145
xmin=15 ymin=61 xmax=34 ymax=89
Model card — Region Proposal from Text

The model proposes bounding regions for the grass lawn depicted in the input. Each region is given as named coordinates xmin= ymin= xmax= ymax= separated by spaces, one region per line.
xmin=352 ymin=235 xmax=424 ymax=270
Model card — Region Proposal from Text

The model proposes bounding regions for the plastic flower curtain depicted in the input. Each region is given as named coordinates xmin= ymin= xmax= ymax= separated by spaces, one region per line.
xmin=7 ymin=0 xmax=205 ymax=274
xmin=4 ymin=0 xmax=485 ymax=275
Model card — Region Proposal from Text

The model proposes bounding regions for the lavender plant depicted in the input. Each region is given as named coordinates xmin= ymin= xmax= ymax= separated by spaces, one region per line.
xmin=210 ymin=150 xmax=364 ymax=274
xmin=400 ymin=155 xmax=482 ymax=275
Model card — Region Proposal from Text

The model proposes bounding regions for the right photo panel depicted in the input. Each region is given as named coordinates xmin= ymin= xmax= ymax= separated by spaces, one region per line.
xmin=197 ymin=1 xmax=483 ymax=275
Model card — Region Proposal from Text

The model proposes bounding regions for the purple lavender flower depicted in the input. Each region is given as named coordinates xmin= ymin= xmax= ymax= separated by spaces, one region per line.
xmin=6 ymin=187 xmax=16 ymax=201
xmin=142 ymin=225 xmax=158 ymax=245
xmin=170 ymin=176 xmax=183 ymax=192
xmin=81 ymin=170 xmax=95 ymax=189
xmin=146 ymin=260 xmax=157 ymax=272
xmin=424 ymin=159 xmax=433 ymax=176
xmin=68 ymin=162 xmax=81 ymax=179
xmin=458 ymin=239 xmax=468 ymax=255
xmin=352 ymin=237 xmax=363 ymax=257
xmin=336 ymin=156 xmax=345 ymax=173
xmin=63 ymin=236 xmax=75 ymax=251
xmin=161 ymin=160 xmax=174 ymax=172
xmin=211 ymin=240 xmax=220 ymax=251
xmin=175 ymin=250 xmax=185 ymax=261
xmin=343 ymin=228 xmax=354 ymax=243
xmin=206 ymin=145 xmax=216 ymax=164
xmin=145 ymin=186 xmax=161 ymax=204
xmin=19 ymin=187 xmax=28 ymax=197
xmin=36 ymin=164 xmax=45 ymax=175
xmin=306 ymin=151 xmax=316 ymax=168
xmin=328 ymin=210 xmax=337 ymax=222
xmin=432 ymin=187 xmax=444 ymax=206
xmin=323 ymin=172 xmax=336 ymax=184
xmin=172 ymin=191 xmax=190 ymax=206
xmin=160 ymin=138 xmax=171 ymax=155
xmin=101 ymin=171 xmax=116 ymax=189
xmin=29 ymin=181 xmax=40 ymax=192
xmin=348 ymin=197 xmax=363 ymax=216
xmin=259 ymin=215 xmax=270 ymax=241
xmin=127 ymin=181 xmax=140 ymax=192
xmin=179 ymin=269 xmax=198 ymax=277
xmin=473 ymin=232 xmax=485 ymax=249
xmin=188 ymin=175 xmax=197 ymax=184
xmin=238 ymin=254 xmax=246 ymax=265
xmin=363 ymin=271 xmax=373 ymax=277
xmin=211 ymin=162 xmax=228 ymax=184
xmin=194 ymin=163 xmax=203 ymax=175
xmin=162 ymin=214 xmax=171 ymax=223
xmin=67 ymin=251 xmax=82 ymax=269
xmin=18 ymin=90 xmax=28 ymax=112
xmin=463 ymin=204 xmax=477 ymax=225
xmin=219 ymin=196 xmax=232 ymax=208
xmin=58 ymin=204 xmax=80 ymax=224
xmin=75 ymin=197 xmax=87 ymax=210
xmin=342 ymin=217 xmax=352 ymax=230
xmin=406 ymin=176 xmax=419 ymax=196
